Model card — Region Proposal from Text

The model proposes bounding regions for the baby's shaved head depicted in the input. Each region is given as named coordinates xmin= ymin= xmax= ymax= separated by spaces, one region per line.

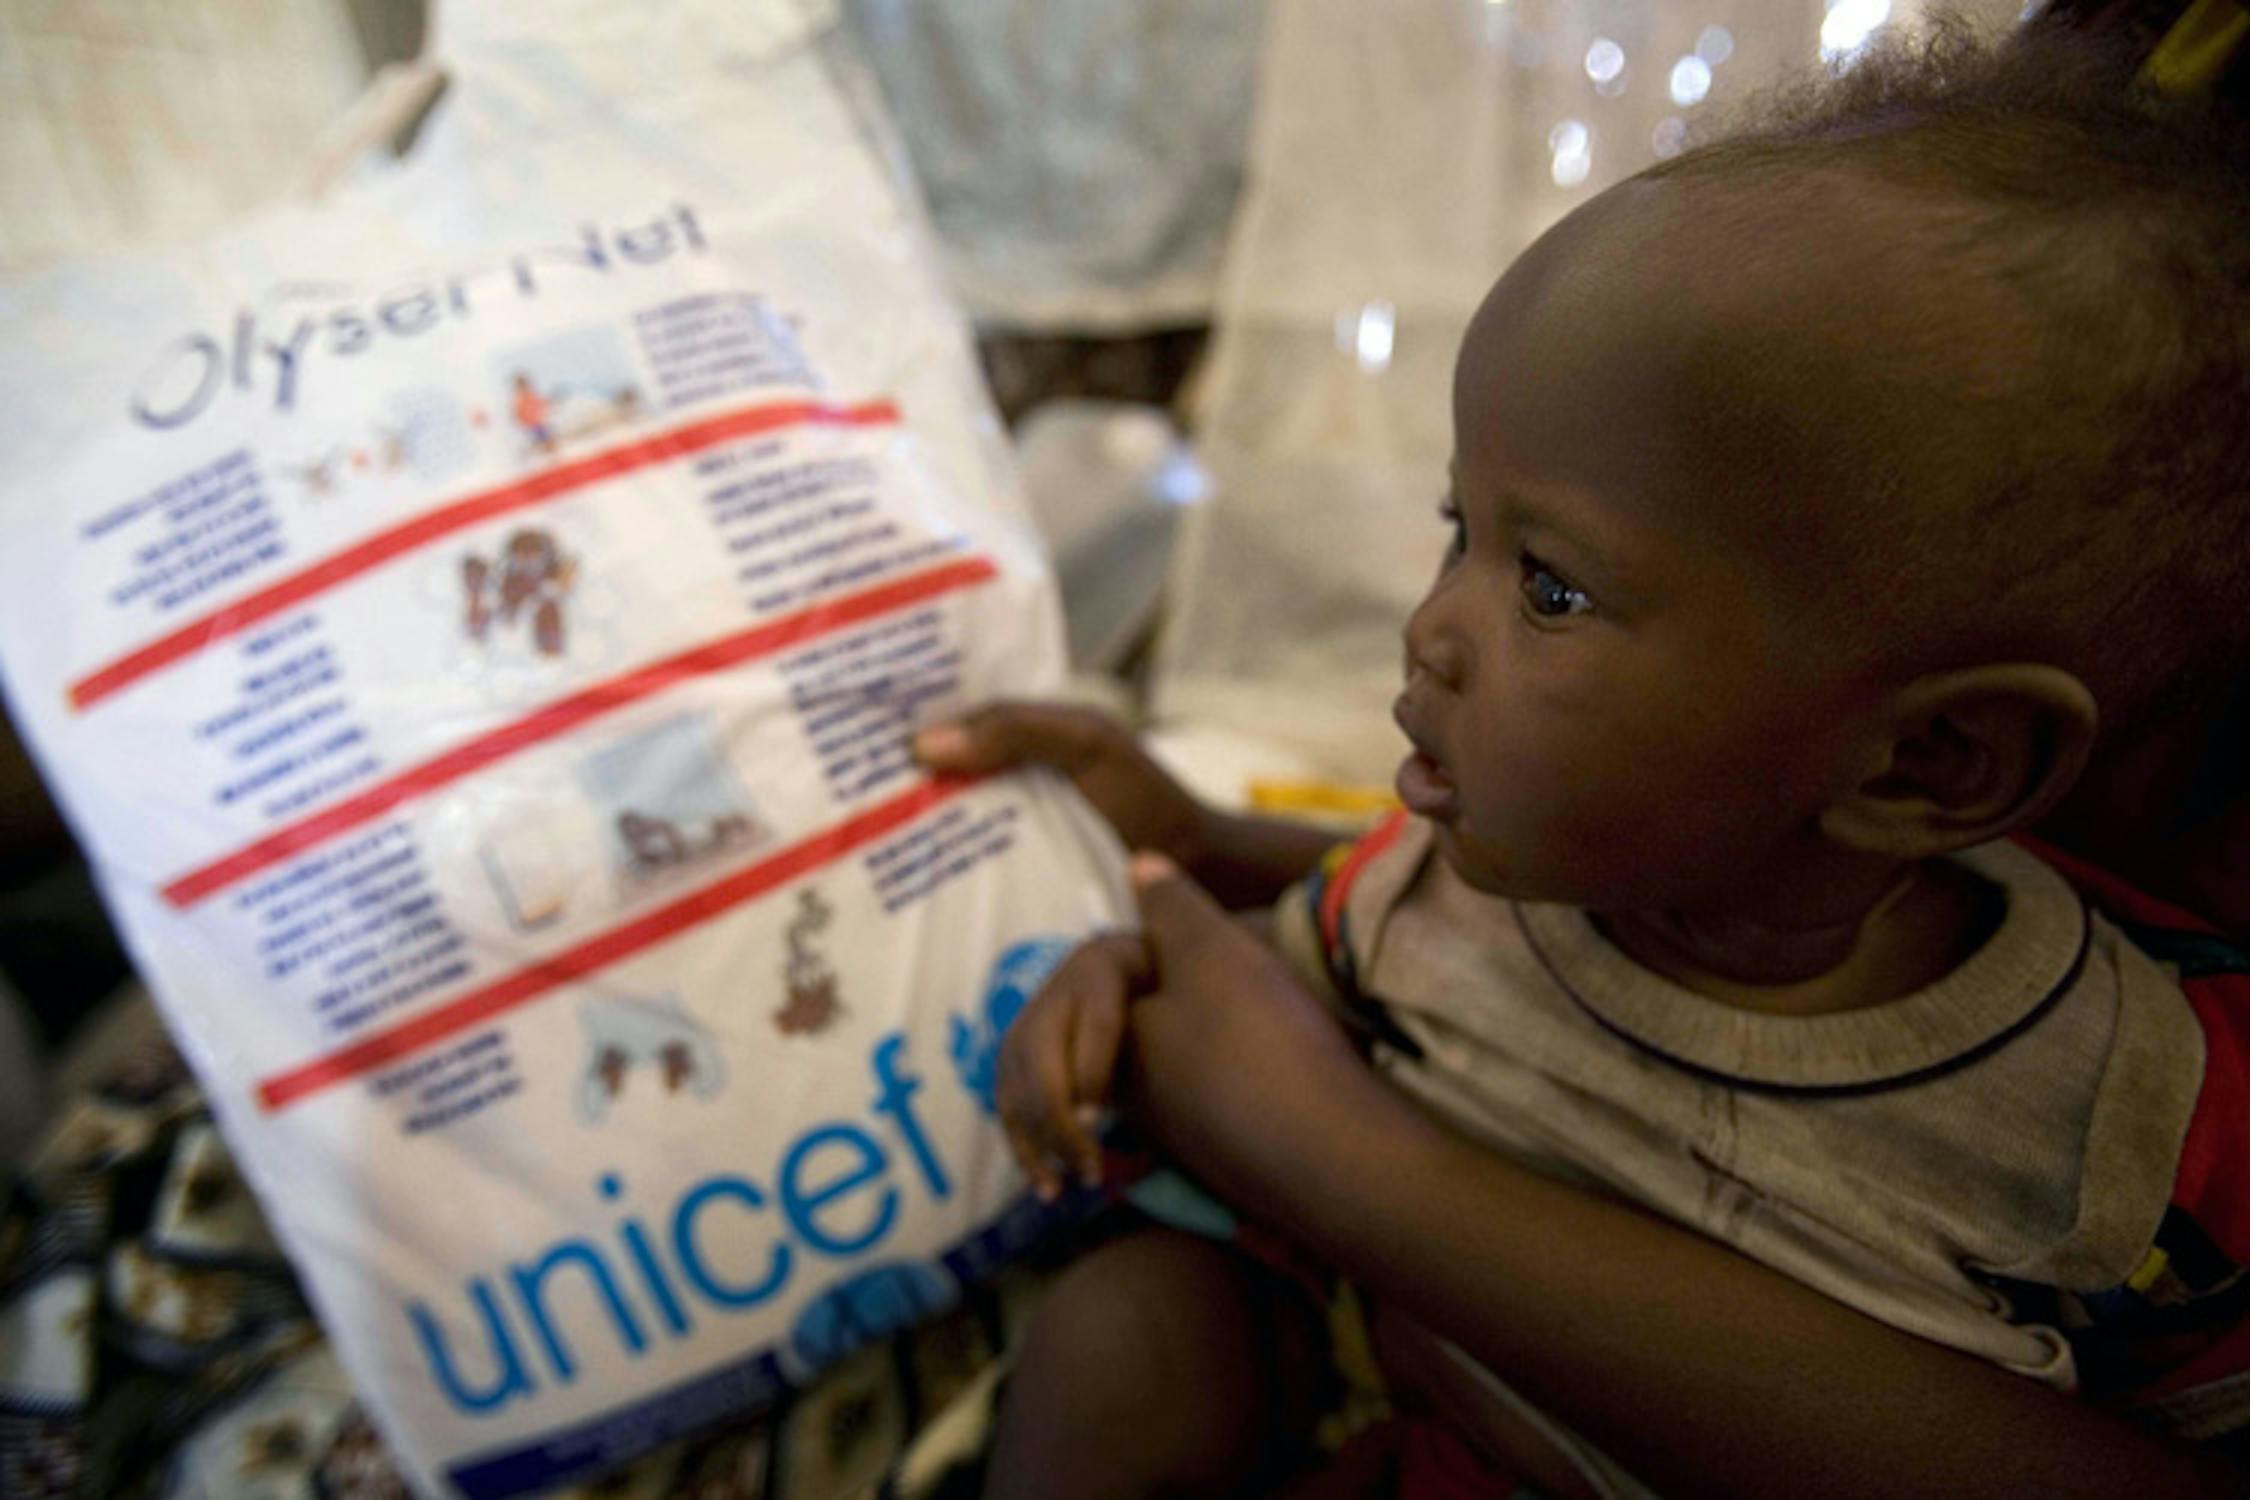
xmin=1482 ymin=165 xmax=2079 ymax=624
xmin=1617 ymin=17 xmax=2249 ymax=802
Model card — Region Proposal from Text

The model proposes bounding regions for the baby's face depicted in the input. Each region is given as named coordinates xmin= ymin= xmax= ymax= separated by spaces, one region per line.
xmin=1396 ymin=177 xmax=1900 ymax=913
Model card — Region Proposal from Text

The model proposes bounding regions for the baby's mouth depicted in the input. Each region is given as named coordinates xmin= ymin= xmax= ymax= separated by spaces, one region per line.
xmin=1397 ymin=749 xmax=1458 ymax=819
xmin=1391 ymin=695 xmax=1460 ymax=820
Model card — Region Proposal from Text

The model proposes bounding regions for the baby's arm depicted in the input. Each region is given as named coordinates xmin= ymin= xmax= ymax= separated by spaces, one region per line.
xmin=1119 ymin=861 xmax=2248 ymax=1500
xmin=913 ymin=703 xmax=1336 ymax=909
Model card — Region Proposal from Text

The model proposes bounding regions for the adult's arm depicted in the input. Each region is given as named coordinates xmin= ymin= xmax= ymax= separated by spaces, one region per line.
xmin=1118 ymin=861 xmax=2248 ymax=1500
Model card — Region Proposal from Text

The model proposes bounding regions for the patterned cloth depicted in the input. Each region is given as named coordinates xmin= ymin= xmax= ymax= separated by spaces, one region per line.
xmin=0 ymin=1014 xmax=1040 ymax=1500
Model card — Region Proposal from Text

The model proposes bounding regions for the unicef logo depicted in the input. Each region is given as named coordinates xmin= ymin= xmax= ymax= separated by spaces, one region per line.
xmin=950 ymin=937 xmax=1075 ymax=1117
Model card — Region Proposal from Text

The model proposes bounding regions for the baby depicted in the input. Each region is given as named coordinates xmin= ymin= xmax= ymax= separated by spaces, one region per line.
xmin=920 ymin=14 xmax=2250 ymax=1499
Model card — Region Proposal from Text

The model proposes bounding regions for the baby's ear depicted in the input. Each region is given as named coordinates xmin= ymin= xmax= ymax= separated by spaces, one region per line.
xmin=1820 ymin=664 xmax=2098 ymax=859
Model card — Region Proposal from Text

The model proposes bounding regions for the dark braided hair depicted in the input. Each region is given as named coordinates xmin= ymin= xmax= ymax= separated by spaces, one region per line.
xmin=1647 ymin=3 xmax=2249 ymax=821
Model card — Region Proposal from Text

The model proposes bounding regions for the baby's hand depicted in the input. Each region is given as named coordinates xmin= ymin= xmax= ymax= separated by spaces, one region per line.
xmin=996 ymin=930 xmax=1152 ymax=1199
xmin=912 ymin=703 xmax=1210 ymax=869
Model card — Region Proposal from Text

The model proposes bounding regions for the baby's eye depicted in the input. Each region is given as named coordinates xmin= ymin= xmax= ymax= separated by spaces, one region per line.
xmin=1519 ymin=554 xmax=1593 ymax=620
xmin=1438 ymin=498 xmax=1467 ymax=561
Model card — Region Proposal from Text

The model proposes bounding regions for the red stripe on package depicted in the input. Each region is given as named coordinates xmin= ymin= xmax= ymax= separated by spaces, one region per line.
xmin=255 ymin=772 xmax=983 ymax=1113
xmin=162 ymin=554 xmax=995 ymax=908
xmin=69 ymin=398 xmax=901 ymax=710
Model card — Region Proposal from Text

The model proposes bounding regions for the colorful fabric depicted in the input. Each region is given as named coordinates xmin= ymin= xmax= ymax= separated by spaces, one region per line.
xmin=2003 ymin=838 xmax=2250 ymax=1441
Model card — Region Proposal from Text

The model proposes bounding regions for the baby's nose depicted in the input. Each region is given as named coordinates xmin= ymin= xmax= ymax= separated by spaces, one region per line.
xmin=1402 ymin=603 xmax=1468 ymax=692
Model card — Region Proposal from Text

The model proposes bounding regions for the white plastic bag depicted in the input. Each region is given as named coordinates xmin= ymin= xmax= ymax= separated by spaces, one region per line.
xmin=0 ymin=6 xmax=1126 ymax=1495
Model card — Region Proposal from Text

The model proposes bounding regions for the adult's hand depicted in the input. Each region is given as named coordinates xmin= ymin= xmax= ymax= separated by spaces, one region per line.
xmin=995 ymin=931 xmax=1150 ymax=1199
xmin=1108 ymin=853 xmax=1364 ymax=1177
xmin=993 ymin=852 xmax=1359 ymax=1198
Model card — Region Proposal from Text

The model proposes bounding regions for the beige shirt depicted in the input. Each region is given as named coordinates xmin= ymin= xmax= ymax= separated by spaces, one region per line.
xmin=1276 ymin=819 xmax=2208 ymax=1402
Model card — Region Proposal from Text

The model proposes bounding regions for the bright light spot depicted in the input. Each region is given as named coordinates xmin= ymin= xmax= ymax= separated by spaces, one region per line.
xmin=1150 ymin=451 xmax=1210 ymax=507
xmin=1352 ymin=300 xmax=1396 ymax=373
xmin=1696 ymin=25 xmax=1735 ymax=65
xmin=1652 ymin=116 xmax=1689 ymax=158
xmin=1550 ymin=120 xmax=1593 ymax=188
xmin=1820 ymin=0 xmax=1891 ymax=63
xmin=1669 ymin=55 xmax=1712 ymax=106
xmin=1479 ymin=1 xmax=1511 ymax=47
xmin=1585 ymin=38 xmax=1626 ymax=83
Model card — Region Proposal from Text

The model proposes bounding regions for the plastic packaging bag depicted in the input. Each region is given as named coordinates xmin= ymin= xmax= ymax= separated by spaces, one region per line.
xmin=0 ymin=5 xmax=1126 ymax=1495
